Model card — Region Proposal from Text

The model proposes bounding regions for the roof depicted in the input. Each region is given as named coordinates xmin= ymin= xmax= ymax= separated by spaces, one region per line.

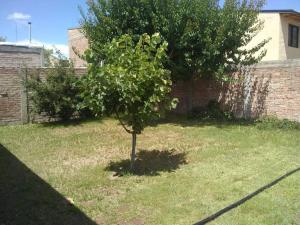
xmin=261 ymin=9 xmax=300 ymax=15
xmin=68 ymin=27 xmax=81 ymax=30
xmin=0 ymin=42 xmax=43 ymax=48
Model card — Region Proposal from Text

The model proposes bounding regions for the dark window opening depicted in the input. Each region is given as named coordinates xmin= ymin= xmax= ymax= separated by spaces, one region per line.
xmin=288 ymin=24 xmax=299 ymax=48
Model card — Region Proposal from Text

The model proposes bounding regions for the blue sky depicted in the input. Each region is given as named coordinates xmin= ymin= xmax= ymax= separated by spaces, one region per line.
xmin=0 ymin=0 xmax=300 ymax=56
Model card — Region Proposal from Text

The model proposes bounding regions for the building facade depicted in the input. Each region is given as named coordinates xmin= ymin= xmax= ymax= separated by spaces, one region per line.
xmin=249 ymin=10 xmax=300 ymax=61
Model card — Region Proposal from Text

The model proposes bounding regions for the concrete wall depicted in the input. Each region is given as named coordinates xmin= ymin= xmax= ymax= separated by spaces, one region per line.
xmin=1 ymin=60 xmax=300 ymax=125
xmin=68 ymin=28 xmax=88 ymax=68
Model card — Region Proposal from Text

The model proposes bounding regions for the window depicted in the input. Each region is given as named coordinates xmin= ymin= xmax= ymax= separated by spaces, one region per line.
xmin=288 ymin=24 xmax=299 ymax=48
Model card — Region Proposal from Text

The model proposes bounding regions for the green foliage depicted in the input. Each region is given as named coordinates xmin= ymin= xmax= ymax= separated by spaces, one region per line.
xmin=255 ymin=116 xmax=300 ymax=130
xmin=188 ymin=100 xmax=234 ymax=121
xmin=27 ymin=56 xmax=82 ymax=121
xmin=42 ymin=48 xmax=54 ymax=67
xmin=80 ymin=33 xmax=177 ymax=134
xmin=81 ymin=0 xmax=268 ymax=81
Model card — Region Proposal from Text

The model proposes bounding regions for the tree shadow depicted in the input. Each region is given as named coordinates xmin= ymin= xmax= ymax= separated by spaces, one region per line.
xmin=105 ymin=149 xmax=187 ymax=176
xmin=219 ymin=67 xmax=272 ymax=119
xmin=148 ymin=115 xmax=256 ymax=129
xmin=0 ymin=144 xmax=97 ymax=225
xmin=163 ymin=66 xmax=271 ymax=129
xmin=39 ymin=117 xmax=102 ymax=128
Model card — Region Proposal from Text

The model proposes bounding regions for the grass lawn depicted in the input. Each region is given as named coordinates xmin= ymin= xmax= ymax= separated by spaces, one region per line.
xmin=0 ymin=118 xmax=299 ymax=225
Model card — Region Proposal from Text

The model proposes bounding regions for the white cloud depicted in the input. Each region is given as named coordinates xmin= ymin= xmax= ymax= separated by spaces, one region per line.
xmin=16 ymin=39 xmax=69 ymax=57
xmin=7 ymin=12 xmax=31 ymax=21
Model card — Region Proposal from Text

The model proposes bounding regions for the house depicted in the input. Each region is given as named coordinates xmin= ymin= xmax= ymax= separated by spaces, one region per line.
xmin=250 ymin=10 xmax=300 ymax=61
xmin=0 ymin=43 xmax=44 ymax=67
xmin=68 ymin=9 xmax=300 ymax=67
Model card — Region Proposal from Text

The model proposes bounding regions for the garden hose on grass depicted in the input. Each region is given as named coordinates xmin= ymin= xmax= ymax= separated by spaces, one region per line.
xmin=193 ymin=166 xmax=300 ymax=225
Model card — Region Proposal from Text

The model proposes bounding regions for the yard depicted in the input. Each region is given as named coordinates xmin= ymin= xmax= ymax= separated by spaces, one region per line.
xmin=0 ymin=118 xmax=299 ymax=225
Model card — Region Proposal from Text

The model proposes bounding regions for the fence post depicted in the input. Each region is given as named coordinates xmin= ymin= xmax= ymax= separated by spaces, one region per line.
xmin=20 ymin=67 xmax=29 ymax=124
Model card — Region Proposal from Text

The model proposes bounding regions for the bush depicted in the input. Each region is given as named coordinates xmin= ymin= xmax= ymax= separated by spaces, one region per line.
xmin=188 ymin=100 xmax=234 ymax=121
xmin=26 ymin=55 xmax=88 ymax=121
xmin=255 ymin=116 xmax=300 ymax=130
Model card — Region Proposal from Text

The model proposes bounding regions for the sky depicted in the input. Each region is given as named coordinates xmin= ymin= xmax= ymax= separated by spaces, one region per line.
xmin=0 ymin=0 xmax=300 ymax=57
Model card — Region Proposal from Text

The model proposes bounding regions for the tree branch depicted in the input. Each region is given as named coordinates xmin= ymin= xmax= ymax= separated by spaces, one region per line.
xmin=114 ymin=107 xmax=133 ymax=134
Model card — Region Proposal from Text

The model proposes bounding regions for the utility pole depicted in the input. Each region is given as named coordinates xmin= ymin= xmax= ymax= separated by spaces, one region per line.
xmin=28 ymin=22 xmax=32 ymax=43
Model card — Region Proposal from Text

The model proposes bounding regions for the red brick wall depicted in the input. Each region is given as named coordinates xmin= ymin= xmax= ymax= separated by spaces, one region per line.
xmin=0 ymin=67 xmax=22 ymax=125
xmin=1 ymin=60 xmax=300 ymax=125
xmin=171 ymin=61 xmax=300 ymax=122
xmin=0 ymin=67 xmax=87 ymax=125
xmin=68 ymin=28 xmax=88 ymax=68
xmin=171 ymin=79 xmax=220 ymax=114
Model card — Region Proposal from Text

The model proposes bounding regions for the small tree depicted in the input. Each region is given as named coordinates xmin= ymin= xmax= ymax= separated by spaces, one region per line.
xmin=0 ymin=36 xmax=6 ymax=42
xmin=81 ymin=33 xmax=177 ymax=170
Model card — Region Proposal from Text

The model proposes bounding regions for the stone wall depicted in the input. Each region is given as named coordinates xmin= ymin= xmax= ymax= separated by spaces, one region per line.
xmin=0 ymin=59 xmax=300 ymax=125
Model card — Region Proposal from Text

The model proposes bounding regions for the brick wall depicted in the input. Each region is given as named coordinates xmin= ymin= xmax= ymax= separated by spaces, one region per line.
xmin=1 ymin=59 xmax=300 ymax=125
xmin=172 ymin=60 xmax=300 ymax=122
xmin=0 ymin=67 xmax=87 ymax=125
xmin=68 ymin=28 xmax=88 ymax=68
xmin=0 ymin=52 xmax=43 ymax=68
xmin=0 ymin=45 xmax=43 ymax=68
xmin=0 ymin=67 xmax=23 ymax=125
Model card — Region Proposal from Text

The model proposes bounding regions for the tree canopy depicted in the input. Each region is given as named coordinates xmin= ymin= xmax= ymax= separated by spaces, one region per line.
xmin=81 ymin=0 xmax=268 ymax=81
xmin=81 ymin=33 xmax=177 ymax=134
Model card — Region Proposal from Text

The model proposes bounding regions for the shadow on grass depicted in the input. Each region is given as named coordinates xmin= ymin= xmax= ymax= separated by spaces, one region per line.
xmin=0 ymin=144 xmax=97 ymax=225
xmin=149 ymin=115 xmax=256 ymax=129
xmin=39 ymin=117 xmax=102 ymax=128
xmin=105 ymin=149 xmax=187 ymax=176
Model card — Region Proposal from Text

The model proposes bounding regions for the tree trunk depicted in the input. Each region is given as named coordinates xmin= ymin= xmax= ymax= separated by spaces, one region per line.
xmin=130 ymin=132 xmax=137 ymax=171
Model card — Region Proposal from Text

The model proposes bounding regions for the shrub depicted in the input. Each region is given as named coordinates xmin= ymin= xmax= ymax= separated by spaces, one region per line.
xmin=188 ymin=100 xmax=234 ymax=121
xmin=255 ymin=116 xmax=300 ymax=130
xmin=27 ymin=56 xmax=82 ymax=121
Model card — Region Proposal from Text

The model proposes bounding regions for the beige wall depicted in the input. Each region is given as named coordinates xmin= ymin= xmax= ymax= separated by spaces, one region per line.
xmin=249 ymin=13 xmax=300 ymax=61
xmin=280 ymin=15 xmax=300 ymax=60
xmin=68 ymin=28 xmax=88 ymax=67
xmin=248 ymin=13 xmax=281 ymax=61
